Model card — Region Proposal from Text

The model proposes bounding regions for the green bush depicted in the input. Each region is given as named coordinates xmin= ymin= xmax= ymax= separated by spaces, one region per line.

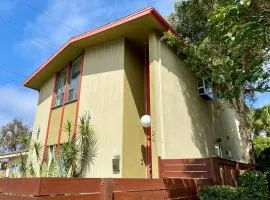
xmin=238 ymin=171 xmax=269 ymax=199
xmin=199 ymin=171 xmax=269 ymax=200
xmin=253 ymin=136 xmax=270 ymax=172
xmin=199 ymin=186 xmax=243 ymax=200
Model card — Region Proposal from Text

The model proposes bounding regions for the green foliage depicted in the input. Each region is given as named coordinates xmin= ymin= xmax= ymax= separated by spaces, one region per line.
xmin=199 ymin=185 xmax=243 ymax=200
xmin=238 ymin=171 xmax=269 ymax=199
xmin=0 ymin=119 xmax=31 ymax=152
xmin=199 ymin=171 xmax=269 ymax=200
xmin=166 ymin=0 xmax=270 ymax=104
xmin=60 ymin=113 xmax=97 ymax=177
xmin=252 ymin=136 xmax=270 ymax=171
xmin=248 ymin=105 xmax=270 ymax=136
xmin=13 ymin=113 xmax=97 ymax=178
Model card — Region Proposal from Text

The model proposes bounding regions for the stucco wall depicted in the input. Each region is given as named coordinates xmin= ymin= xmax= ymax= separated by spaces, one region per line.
xmin=47 ymin=106 xmax=61 ymax=146
xmin=29 ymin=76 xmax=54 ymax=170
xmin=149 ymin=31 xmax=244 ymax=163
xmin=78 ymin=39 xmax=125 ymax=178
xmin=61 ymin=101 xmax=77 ymax=143
xmin=32 ymin=76 xmax=54 ymax=147
xmin=122 ymin=41 xmax=146 ymax=178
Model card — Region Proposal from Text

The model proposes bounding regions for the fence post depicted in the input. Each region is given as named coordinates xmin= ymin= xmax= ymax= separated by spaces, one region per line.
xmin=100 ymin=178 xmax=113 ymax=200
xmin=208 ymin=157 xmax=219 ymax=185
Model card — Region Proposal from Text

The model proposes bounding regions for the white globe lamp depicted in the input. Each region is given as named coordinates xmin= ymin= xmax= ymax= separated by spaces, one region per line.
xmin=140 ymin=115 xmax=151 ymax=128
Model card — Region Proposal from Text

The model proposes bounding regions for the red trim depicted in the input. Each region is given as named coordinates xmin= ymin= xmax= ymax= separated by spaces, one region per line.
xmin=144 ymin=45 xmax=152 ymax=179
xmin=42 ymin=74 xmax=58 ymax=162
xmin=150 ymin=9 xmax=179 ymax=36
xmin=24 ymin=7 xmax=178 ymax=88
xmin=73 ymin=52 xmax=85 ymax=137
xmin=56 ymin=65 xmax=71 ymax=156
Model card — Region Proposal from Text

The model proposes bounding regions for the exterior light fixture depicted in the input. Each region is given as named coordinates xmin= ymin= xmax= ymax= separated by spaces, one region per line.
xmin=140 ymin=115 xmax=151 ymax=128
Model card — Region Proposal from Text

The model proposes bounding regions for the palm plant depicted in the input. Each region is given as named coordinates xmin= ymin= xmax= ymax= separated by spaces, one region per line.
xmin=13 ymin=113 xmax=97 ymax=178
xmin=61 ymin=114 xmax=97 ymax=177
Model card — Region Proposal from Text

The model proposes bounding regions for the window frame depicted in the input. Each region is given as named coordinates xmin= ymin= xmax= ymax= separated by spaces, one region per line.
xmin=67 ymin=56 xmax=81 ymax=103
xmin=52 ymin=55 xmax=82 ymax=108
xmin=54 ymin=68 xmax=67 ymax=108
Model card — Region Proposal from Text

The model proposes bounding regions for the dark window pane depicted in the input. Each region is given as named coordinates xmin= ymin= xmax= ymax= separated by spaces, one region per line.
xmin=55 ymin=69 xmax=66 ymax=107
xmin=68 ymin=57 xmax=81 ymax=102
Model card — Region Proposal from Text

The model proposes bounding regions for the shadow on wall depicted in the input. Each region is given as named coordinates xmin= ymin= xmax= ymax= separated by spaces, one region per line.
xmin=177 ymin=65 xmax=215 ymax=157
xmin=161 ymin=42 xmax=243 ymax=161
xmin=209 ymin=102 xmax=243 ymax=161
xmin=161 ymin=43 xmax=216 ymax=158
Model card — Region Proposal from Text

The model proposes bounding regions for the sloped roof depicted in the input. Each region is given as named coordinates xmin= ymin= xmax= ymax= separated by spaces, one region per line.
xmin=24 ymin=7 xmax=177 ymax=90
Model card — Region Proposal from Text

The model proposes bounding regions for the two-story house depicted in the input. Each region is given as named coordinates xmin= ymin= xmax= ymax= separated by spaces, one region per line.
xmin=24 ymin=7 xmax=250 ymax=179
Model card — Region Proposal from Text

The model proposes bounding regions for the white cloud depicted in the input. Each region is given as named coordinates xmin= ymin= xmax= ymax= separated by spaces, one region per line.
xmin=0 ymin=84 xmax=38 ymax=128
xmin=17 ymin=0 xmax=175 ymax=62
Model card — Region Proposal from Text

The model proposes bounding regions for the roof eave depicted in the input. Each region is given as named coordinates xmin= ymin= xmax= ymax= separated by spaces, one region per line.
xmin=23 ymin=7 xmax=177 ymax=90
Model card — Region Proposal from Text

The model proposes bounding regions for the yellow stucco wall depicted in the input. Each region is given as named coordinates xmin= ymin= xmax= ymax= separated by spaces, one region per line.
xmin=211 ymin=102 xmax=245 ymax=161
xmin=149 ymin=32 xmax=163 ymax=178
xmin=61 ymin=102 xmax=77 ymax=143
xmin=29 ymin=76 xmax=54 ymax=171
xmin=47 ymin=106 xmax=62 ymax=145
xmin=32 ymin=76 xmax=54 ymax=148
xmin=78 ymin=39 xmax=125 ymax=178
xmin=149 ymin=31 xmax=245 ymax=164
xmin=122 ymin=41 xmax=146 ymax=178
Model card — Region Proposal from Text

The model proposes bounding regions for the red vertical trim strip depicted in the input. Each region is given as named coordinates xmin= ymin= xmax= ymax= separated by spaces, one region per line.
xmin=56 ymin=65 xmax=71 ymax=156
xmin=144 ymin=44 xmax=152 ymax=178
xmin=73 ymin=52 xmax=85 ymax=137
xmin=42 ymin=74 xmax=58 ymax=162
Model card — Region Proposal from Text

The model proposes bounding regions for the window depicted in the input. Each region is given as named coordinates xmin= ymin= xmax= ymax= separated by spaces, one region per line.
xmin=55 ymin=69 xmax=67 ymax=107
xmin=214 ymin=144 xmax=223 ymax=157
xmin=68 ymin=57 xmax=81 ymax=102
xmin=53 ymin=55 xmax=81 ymax=107
xmin=47 ymin=145 xmax=56 ymax=161
xmin=197 ymin=78 xmax=214 ymax=100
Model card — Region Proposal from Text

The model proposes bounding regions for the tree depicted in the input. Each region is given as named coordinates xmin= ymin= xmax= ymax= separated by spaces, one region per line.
xmin=0 ymin=119 xmax=31 ymax=152
xmin=248 ymin=105 xmax=270 ymax=136
xmin=252 ymin=136 xmax=270 ymax=172
xmin=166 ymin=0 xmax=270 ymax=105
xmin=165 ymin=0 xmax=270 ymax=138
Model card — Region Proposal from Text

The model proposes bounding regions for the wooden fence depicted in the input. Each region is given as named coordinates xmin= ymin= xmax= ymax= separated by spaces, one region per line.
xmin=0 ymin=178 xmax=211 ymax=200
xmin=158 ymin=157 xmax=255 ymax=186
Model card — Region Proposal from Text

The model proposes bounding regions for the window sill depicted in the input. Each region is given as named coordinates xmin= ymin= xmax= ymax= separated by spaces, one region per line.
xmin=65 ymin=99 xmax=77 ymax=105
xmin=52 ymin=99 xmax=77 ymax=110
xmin=52 ymin=104 xmax=63 ymax=110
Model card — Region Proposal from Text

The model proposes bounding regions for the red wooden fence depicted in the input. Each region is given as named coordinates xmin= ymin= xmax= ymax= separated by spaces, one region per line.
xmin=158 ymin=157 xmax=255 ymax=186
xmin=0 ymin=178 xmax=211 ymax=200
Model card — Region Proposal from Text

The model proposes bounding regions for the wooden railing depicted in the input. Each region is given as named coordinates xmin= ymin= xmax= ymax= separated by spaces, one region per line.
xmin=158 ymin=157 xmax=255 ymax=186
xmin=0 ymin=178 xmax=211 ymax=200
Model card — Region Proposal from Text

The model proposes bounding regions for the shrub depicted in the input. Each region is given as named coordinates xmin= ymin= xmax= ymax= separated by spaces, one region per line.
xmin=199 ymin=171 xmax=269 ymax=200
xmin=238 ymin=171 xmax=269 ymax=199
xmin=252 ymin=136 xmax=270 ymax=172
xmin=199 ymin=186 xmax=243 ymax=200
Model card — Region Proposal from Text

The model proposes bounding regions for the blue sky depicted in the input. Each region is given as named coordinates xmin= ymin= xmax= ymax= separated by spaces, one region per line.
xmin=0 ymin=0 xmax=269 ymax=128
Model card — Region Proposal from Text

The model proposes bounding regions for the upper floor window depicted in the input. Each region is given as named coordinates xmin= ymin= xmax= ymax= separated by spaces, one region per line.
xmin=55 ymin=69 xmax=67 ymax=107
xmin=68 ymin=57 xmax=81 ymax=102
xmin=54 ymin=55 xmax=81 ymax=107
